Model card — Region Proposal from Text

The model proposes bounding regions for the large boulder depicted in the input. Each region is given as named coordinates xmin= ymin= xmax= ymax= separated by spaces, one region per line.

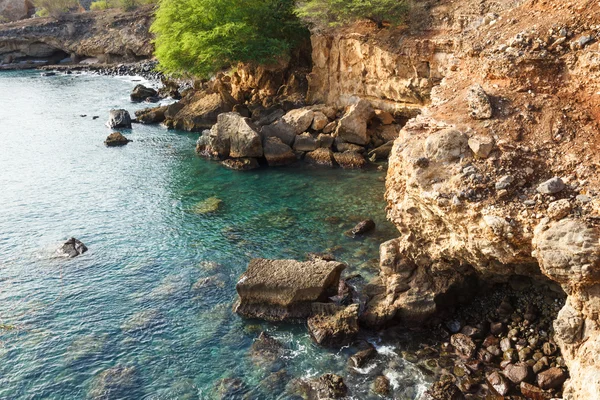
xmin=261 ymin=119 xmax=297 ymax=147
xmin=130 ymin=84 xmax=157 ymax=102
xmin=234 ymin=258 xmax=346 ymax=321
xmin=263 ymin=137 xmax=296 ymax=167
xmin=58 ymin=237 xmax=88 ymax=258
xmin=467 ymin=84 xmax=493 ymax=119
xmin=305 ymin=148 xmax=335 ymax=167
xmin=165 ymin=91 xmax=233 ymax=132
xmin=135 ymin=106 xmax=167 ymax=124
xmin=104 ymin=132 xmax=131 ymax=147
xmin=282 ymin=108 xmax=314 ymax=134
xmin=307 ymin=304 xmax=359 ymax=347
xmin=197 ymin=112 xmax=263 ymax=159
xmin=333 ymin=151 xmax=366 ymax=169
xmin=335 ymin=99 xmax=375 ymax=145
xmin=107 ymin=109 xmax=132 ymax=129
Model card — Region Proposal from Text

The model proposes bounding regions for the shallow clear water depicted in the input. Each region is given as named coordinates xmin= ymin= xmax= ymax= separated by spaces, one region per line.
xmin=0 ymin=71 xmax=431 ymax=399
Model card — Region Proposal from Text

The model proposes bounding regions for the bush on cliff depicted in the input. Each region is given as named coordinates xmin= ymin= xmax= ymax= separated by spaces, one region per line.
xmin=90 ymin=0 xmax=156 ymax=11
xmin=33 ymin=0 xmax=80 ymax=17
xmin=151 ymin=0 xmax=309 ymax=77
xmin=296 ymin=0 xmax=410 ymax=29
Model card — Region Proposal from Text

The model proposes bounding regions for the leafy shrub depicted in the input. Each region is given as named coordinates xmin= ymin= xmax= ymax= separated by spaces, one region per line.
xmin=33 ymin=0 xmax=79 ymax=17
xmin=296 ymin=0 xmax=410 ymax=29
xmin=90 ymin=0 xmax=110 ymax=10
xmin=151 ymin=0 xmax=309 ymax=77
xmin=90 ymin=0 xmax=156 ymax=12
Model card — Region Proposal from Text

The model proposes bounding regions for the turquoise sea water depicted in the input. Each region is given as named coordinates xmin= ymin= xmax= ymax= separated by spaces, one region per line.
xmin=0 ymin=71 xmax=431 ymax=399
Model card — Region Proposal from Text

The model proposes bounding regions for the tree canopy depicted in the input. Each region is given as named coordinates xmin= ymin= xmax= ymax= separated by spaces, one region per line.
xmin=151 ymin=0 xmax=309 ymax=77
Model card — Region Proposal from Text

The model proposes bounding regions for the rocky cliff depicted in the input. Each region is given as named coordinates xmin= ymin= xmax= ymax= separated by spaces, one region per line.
xmin=0 ymin=7 xmax=153 ymax=66
xmin=0 ymin=0 xmax=32 ymax=22
xmin=376 ymin=0 xmax=600 ymax=398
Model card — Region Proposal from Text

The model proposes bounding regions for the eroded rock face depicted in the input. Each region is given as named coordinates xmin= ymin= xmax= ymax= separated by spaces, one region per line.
xmin=307 ymin=304 xmax=359 ymax=347
xmin=107 ymin=109 xmax=132 ymax=129
xmin=197 ymin=112 xmax=262 ymax=160
xmin=234 ymin=258 xmax=346 ymax=321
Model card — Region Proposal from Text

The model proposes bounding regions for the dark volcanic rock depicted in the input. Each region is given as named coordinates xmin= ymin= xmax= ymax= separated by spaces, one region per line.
xmin=348 ymin=345 xmax=376 ymax=368
xmin=130 ymin=84 xmax=157 ymax=102
xmin=107 ymin=109 xmax=132 ymax=129
xmin=104 ymin=132 xmax=131 ymax=147
xmin=59 ymin=237 xmax=88 ymax=258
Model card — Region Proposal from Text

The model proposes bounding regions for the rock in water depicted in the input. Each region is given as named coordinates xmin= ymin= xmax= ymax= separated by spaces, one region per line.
xmin=307 ymin=374 xmax=348 ymax=399
xmin=424 ymin=377 xmax=465 ymax=400
xmin=88 ymin=365 xmax=139 ymax=400
xmin=373 ymin=375 xmax=390 ymax=395
xmin=221 ymin=158 xmax=260 ymax=171
xmin=104 ymin=132 xmax=131 ymax=147
xmin=263 ymin=137 xmax=296 ymax=167
xmin=335 ymin=99 xmax=375 ymax=145
xmin=333 ymin=151 xmax=367 ymax=169
xmin=192 ymin=197 xmax=222 ymax=214
xmin=261 ymin=119 xmax=296 ymax=147
xmin=305 ymin=148 xmax=335 ymax=167
xmin=107 ymin=109 xmax=132 ymax=129
xmin=451 ymin=333 xmax=476 ymax=359
xmin=307 ymin=304 xmax=359 ymax=347
xmin=130 ymin=84 xmax=157 ymax=102
xmin=234 ymin=258 xmax=346 ymax=321
xmin=349 ymin=219 xmax=376 ymax=236
xmin=467 ymin=84 xmax=493 ymax=119
xmin=59 ymin=237 xmax=88 ymax=258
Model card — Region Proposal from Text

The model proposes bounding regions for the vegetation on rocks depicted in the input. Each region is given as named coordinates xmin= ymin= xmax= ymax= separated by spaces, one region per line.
xmin=33 ymin=0 xmax=79 ymax=17
xmin=90 ymin=0 xmax=157 ymax=11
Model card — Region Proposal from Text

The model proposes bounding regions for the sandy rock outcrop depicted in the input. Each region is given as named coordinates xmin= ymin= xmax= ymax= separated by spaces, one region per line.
xmin=234 ymin=258 xmax=346 ymax=321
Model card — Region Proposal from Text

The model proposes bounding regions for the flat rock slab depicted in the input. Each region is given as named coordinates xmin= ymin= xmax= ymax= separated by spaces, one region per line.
xmin=234 ymin=258 xmax=346 ymax=321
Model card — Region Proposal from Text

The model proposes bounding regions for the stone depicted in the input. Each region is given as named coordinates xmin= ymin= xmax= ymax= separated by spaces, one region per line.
xmin=192 ymin=197 xmax=222 ymax=214
xmin=372 ymin=375 xmax=390 ymax=395
xmin=333 ymin=151 xmax=367 ymax=169
xmin=59 ymin=237 xmax=88 ymax=258
xmin=0 ymin=0 xmax=32 ymax=21
xmin=536 ymin=367 xmax=568 ymax=390
xmin=490 ymin=322 xmax=506 ymax=335
xmin=104 ymin=132 xmax=131 ymax=147
xmin=305 ymin=148 xmax=335 ymax=167
xmin=424 ymin=377 xmax=465 ymax=400
xmin=468 ymin=136 xmax=494 ymax=158
xmin=536 ymin=177 xmax=565 ymax=194
xmin=348 ymin=345 xmax=376 ymax=368
xmin=547 ymin=199 xmax=571 ymax=220
xmin=503 ymin=363 xmax=530 ymax=384
xmin=263 ymin=137 xmax=296 ymax=167
xmin=135 ymin=106 xmax=167 ymax=124
xmin=368 ymin=141 xmax=394 ymax=160
xmin=349 ymin=219 xmax=376 ymax=236
xmin=306 ymin=374 xmax=347 ymax=399
xmin=467 ymin=84 xmax=493 ymax=119
xmin=374 ymin=109 xmax=395 ymax=125
xmin=88 ymin=365 xmax=139 ymax=400
xmin=335 ymin=139 xmax=364 ymax=153
xmin=487 ymin=371 xmax=509 ymax=396
xmin=424 ymin=129 xmax=468 ymax=162
xmin=202 ymin=112 xmax=263 ymax=159
xmin=307 ymin=304 xmax=359 ymax=347
xmin=335 ymin=99 xmax=375 ymax=145
xmin=542 ymin=342 xmax=557 ymax=356
xmin=451 ymin=333 xmax=476 ymax=359
xmin=107 ymin=109 xmax=132 ymax=129
xmin=311 ymin=111 xmax=329 ymax=131
xmin=261 ymin=119 xmax=296 ymax=147
xmin=234 ymin=258 xmax=346 ymax=321
xmin=495 ymin=175 xmax=514 ymax=190
xmin=250 ymin=332 xmax=285 ymax=366
xmin=322 ymin=121 xmax=337 ymax=134
xmin=519 ymin=382 xmax=552 ymax=400
xmin=130 ymin=84 xmax=157 ymax=102
xmin=316 ymin=133 xmax=334 ymax=149
xmin=282 ymin=108 xmax=314 ymax=134
xmin=221 ymin=158 xmax=260 ymax=171
xmin=293 ymin=133 xmax=318 ymax=152
xmin=257 ymin=108 xmax=285 ymax=126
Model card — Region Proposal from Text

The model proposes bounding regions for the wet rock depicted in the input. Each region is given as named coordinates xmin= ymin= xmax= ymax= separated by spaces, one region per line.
xmin=192 ymin=197 xmax=222 ymax=214
xmin=348 ymin=345 xmax=376 ymax=368
xmin=467 ymin=84 xmax=493 ymax=119
xmin=424 ymin=377 xmax=465 ymax=400
xmin=504 ymin=362 xmax=530 ymax=384
xmin=311 ymin=111 xmax=329 ymax=131
xmin=536 ymin=177 xmax=565 ymax=194
xmin=333 ymin=151 xmax=366 ymax=169
xmin=335 ymin=99 xmax=375 ymax=145
xmin=130 ymin=84 xmax=157 ymax=102
xmin=221 ymin=158 xmax=260 ymax=171
xmin=372 ymin=375 xmax=390 ymax=395
xmin=468 ymin=135 xmax=494 ymax=158
xmin=293 ymin=133 xmax=318 ymax=152
xmin=135 ymin=106 xmax=167 ymax=124
xmin=250 ymin=332 xmax=285 ymax=367
xmin=349 ymin=219 xmax=375 ymax=236
xmin=88 ymin=365 xmax=139 ymax=400
xmin=104 ymin=132 xmax=131 ymax=147
xmin=536 ymin=367 xmax=567 ymax=390
xmin=487 ymin=371 xmax=510 ymax=396
xmin=334 ymin=139 xmax=364 ymax=153
xmin=234 ymin=258 xmax=346 ymax=321
xmin=263 ymin=137 xmax=296 ymax=167
xmin=307 ymin=304 xmax=359 ymax=347
xmin=215 ymin=377 xmax=248 ymax=399
xmin=282 ymin=108 xmax=314 ymax=134
xmin=306 ymin=252 xmax=336 ymax=262
xmin=451 ymin=333 xmax=476 ymax=359
xmin=306 ymin=374 xmax=348 ymax=399
xmin=261 ymin=119 xmax=296 ymax=147
xmin=520 ymin=382 xmax=552 ymax=400
xmin=107 ymin=109 xmax=132 ymax=129
xmin=59 ymin=237 xmax=88 ymax=258
xmin=305 ymin=148 xmax=334 ymax=167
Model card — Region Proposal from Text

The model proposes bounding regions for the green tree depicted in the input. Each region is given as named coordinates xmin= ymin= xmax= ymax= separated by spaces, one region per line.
xmin=296 ymin=0 xmax=410 ymax=29
xmin=151 ymin=0 xmax=309 ymax=77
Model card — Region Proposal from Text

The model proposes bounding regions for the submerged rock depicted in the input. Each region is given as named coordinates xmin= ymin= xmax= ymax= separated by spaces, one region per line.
xmin=349 ymin=219 xmax=376 ymax=236
xmin=58 ymin=237 xmax=88 ymax=258
xmin=250 ymin=332 xmax=285 ymax=368
xmin=372 ymin=375 xmax=390 ymax=395
xmin=234 ymin=258 xmax=346 ymax=321
xmin=104 ymin=132 xmax=131 ymax=147
xmin=192 ymin=197 xmax=222 ymax=214
xmin=107 ymin=109 xmax=132 ymax=129
xmin=306 ymin=374 xmax=348 ymax=399
xmin=88 ymin=365 xmax=140 ymax=400
xmin=221 ymin=158 xmax=260 ymax=171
